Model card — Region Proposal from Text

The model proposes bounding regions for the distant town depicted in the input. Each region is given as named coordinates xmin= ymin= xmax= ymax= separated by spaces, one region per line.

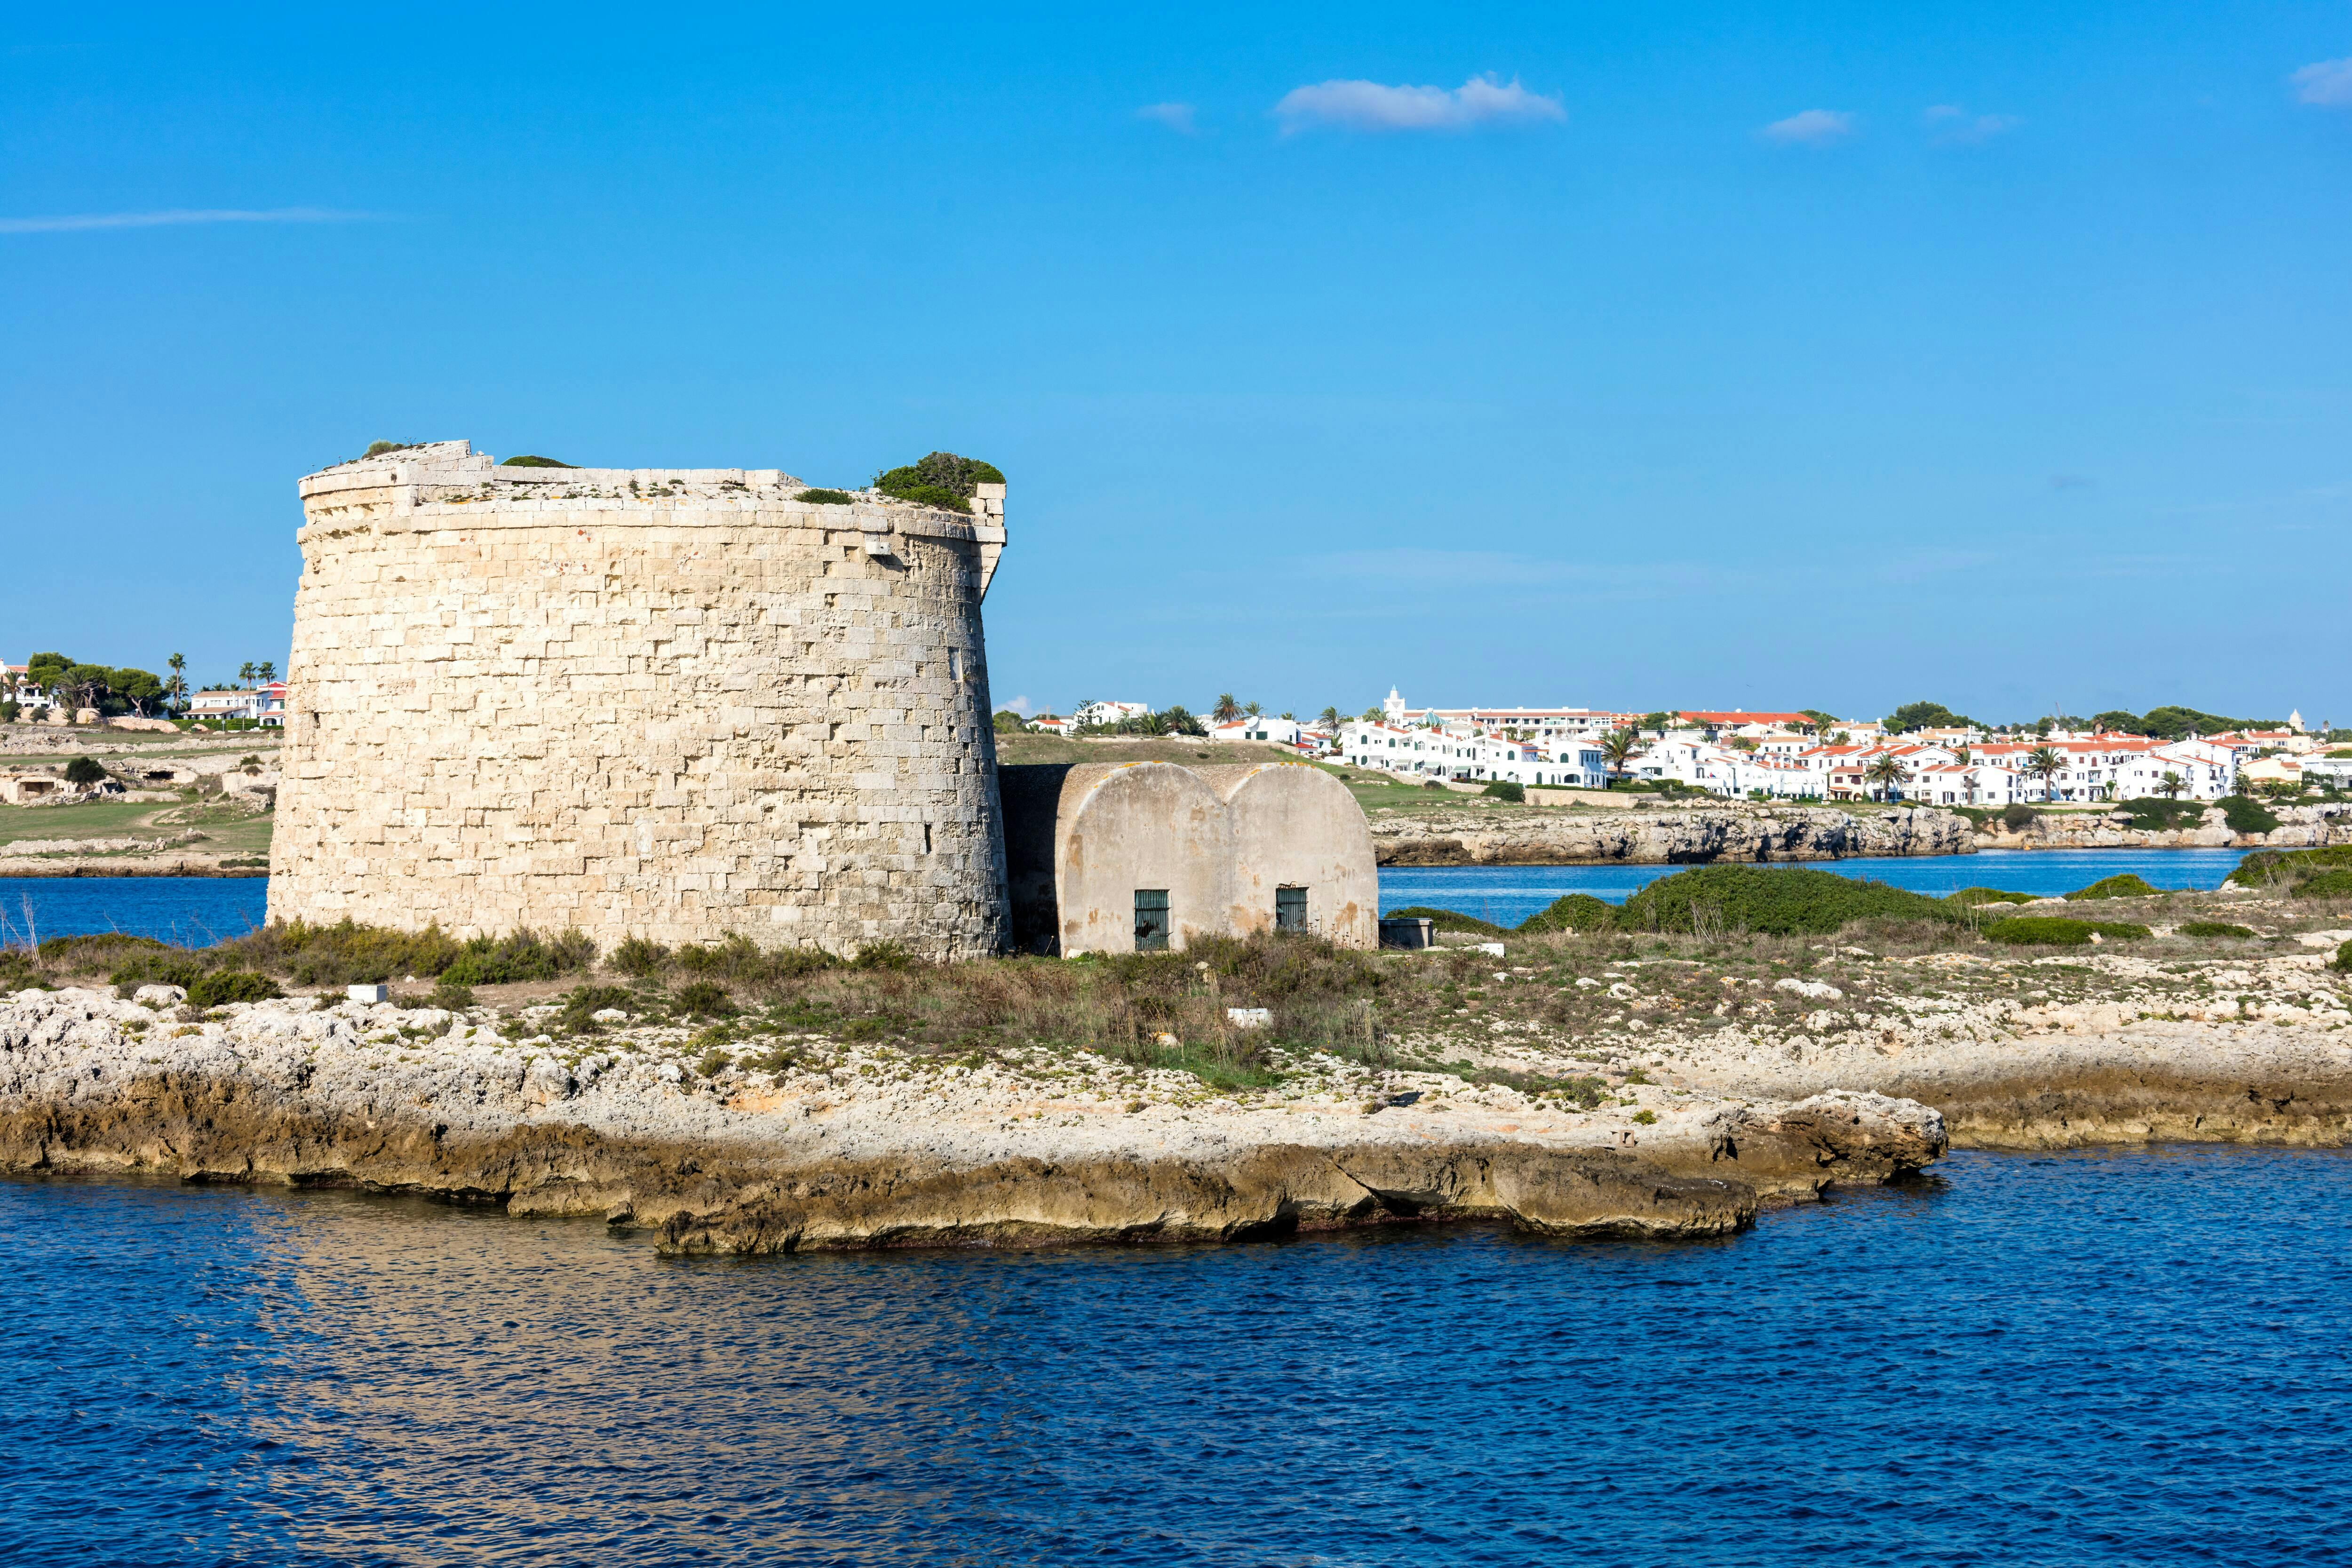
xmin=4 ymin=653 xmax=285 ymax=730
xmin=1017 ymin=693 xmax=2352 ymax=806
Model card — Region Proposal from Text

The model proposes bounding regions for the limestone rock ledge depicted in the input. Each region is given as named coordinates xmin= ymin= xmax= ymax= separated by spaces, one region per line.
xmin=1371 ymin=805 xmax=1971 ymax=867
xmin=0 ymin=989 xmax=1941 ymax=1253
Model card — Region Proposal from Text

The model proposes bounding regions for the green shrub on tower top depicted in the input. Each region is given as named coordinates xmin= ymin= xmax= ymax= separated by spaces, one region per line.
xmin=874 ymin=451 xmax=1004 ymax=515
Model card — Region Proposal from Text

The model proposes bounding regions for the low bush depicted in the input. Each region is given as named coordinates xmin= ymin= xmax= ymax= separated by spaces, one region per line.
xmin=2293 ymin=869 xmax=2352 ymax=900
xmin=431 ymin=976 xmax=475 ymax=1010
xmin=560 ymin=985 xmax=638 ymax=1032
xmin=2066 ymin=874 xmax=2162 ymax=901
xmin=874 ymin=452 xmax=1003 ymax=515
xmin=438 ymin=928 xmax=596 ymax=987
xmin=1980 ymin=917 xmax=2152 ymax=947
xmin=675 ymin=980 xmax=736 ymax=1019
xmin=1616 ymin=866 xmax=1957 ymax=937
xmin=2115 ymin=797 xmax=2207 ymax=831
xmin=610 ymin=937 xmax=672 ymax=979
xmin=499 ymin=454 xmax=575 ymax=468
xmin=215 ymin=919 xmax=465 ymax=987
xmin=2336 ymin=940 xmax=2352 ymax=974
xmin=2177 ymin=921 xmax=2255 ymax=939
xmin=1518 ymin=894 xmax=1623 ymax=934
xmin=187 ymin=970 xmax=281 ymax=1006
xmin=2227 ymin=845 xmax=2352 ymax=891
xmin=1480 ymin=780 xmax=1526 ymax=804
xmin=1947 ymin=887 xmax=2035 ymax=907
xmin=360 ymin=441 xmax=416 ymax=459
xmin=2221 ymin=796 xmax=2280 ymax=836
xmin=1382 ymin=906 xmax=1508 ymax=938
xmin=795 ymin=488 xmax=854 ymax=505
xmin=2002 ymin=804 xmax=2039 ymax=832
xmin=853 ymin=940 xmax=916 ymax=971
xmin=110 ymin=952 xmax=205 ymax=995
xmin=39 ymin=933 xmax=172 ymax=971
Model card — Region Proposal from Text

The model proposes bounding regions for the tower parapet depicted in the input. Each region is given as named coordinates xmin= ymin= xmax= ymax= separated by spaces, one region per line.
xmin=269 ymin=440 xmax=1011 ymax=957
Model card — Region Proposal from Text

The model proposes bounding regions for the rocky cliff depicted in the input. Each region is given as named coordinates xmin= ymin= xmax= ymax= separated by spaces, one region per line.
xmin=1371 ymin=804 xmax=1972 ymax=866
xmin=1974 ymin=801 xmax=2352 ymax=853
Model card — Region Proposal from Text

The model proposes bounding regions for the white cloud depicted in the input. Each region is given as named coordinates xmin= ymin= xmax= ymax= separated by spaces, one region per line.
xmin=1924 ymin=104 xmax=2020 ymax=144
xmin=1136 ymin=102 xmax=1197 ymax=134
xmin=2292 ymin=56 xmax=2352 ymax=106
xmin=1273 ymin=74 xmax=1564 ymax=134
xmin=0 ymin=207 xmax=369 ymax=235
xmin=1760 ymin=109 xmax=1854 ymax=146
xmin=1004 ymin=695 xmax=1033 ymax=716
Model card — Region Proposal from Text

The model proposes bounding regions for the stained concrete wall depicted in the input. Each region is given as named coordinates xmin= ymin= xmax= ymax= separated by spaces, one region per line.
xmin=1000 ymin=759 xmax=1376 ymax=955
xmin=269 ymin=440 xmax=1011 ymax=958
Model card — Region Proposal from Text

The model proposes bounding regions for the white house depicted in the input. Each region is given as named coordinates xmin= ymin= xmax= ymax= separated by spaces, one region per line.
xmin=1025 ymin=714 xmax=1077 ymax=736
xmin=1211 ymin=715 xmax=1304 ymax=746
xmin=1073 ymin=700 xmax=1150 ymax=729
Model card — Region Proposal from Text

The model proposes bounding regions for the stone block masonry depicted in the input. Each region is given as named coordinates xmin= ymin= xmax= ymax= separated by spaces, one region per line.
xmin=268 ymin=441 xmax=1012 ymax=957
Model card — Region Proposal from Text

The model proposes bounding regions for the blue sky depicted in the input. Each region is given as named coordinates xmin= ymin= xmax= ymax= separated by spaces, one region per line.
xmin=4 ymin=3 xmax=2348 ymax=726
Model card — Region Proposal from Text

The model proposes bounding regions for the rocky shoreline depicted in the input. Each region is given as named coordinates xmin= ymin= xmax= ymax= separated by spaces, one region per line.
xmin=1369 ymin=799 xmax=2352 ymax=867
xmin=1372 ymin=804 xmax=1972 ymax=865
xmin=0 ymin=984 xmax=1941 ymax=1251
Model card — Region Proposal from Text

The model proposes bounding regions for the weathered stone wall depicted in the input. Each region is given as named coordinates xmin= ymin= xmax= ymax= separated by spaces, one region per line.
xmin=268 ymin=440 xmax=1012 ymax=957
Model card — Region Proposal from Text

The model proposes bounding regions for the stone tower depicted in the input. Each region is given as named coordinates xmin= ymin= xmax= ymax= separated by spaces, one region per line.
xmin=268 ymin=441 xmax=1011 ymax=957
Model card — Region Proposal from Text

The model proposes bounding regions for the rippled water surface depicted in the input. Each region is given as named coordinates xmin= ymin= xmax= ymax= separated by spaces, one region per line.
xmin=0 ymin=876 xmax=267 ymax=945
xmin=3 ymin=1148 xmax=2348 ymax=1565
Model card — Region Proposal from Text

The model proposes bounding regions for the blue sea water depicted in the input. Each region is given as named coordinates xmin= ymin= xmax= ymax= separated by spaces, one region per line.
xmin=1381 ymin=847 xmax=2252 ymax=928
xmin=0 ymin=1147 xmax=2347 ymax=1566
xmin=0 ymin=876 xmax=269 ymax=947
xmin=1 ymin=849 xmax=2248 ymax=955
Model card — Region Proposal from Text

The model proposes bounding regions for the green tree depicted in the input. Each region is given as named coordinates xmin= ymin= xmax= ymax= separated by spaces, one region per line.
xmin=2091 ymin=709 xmax=2144 ymax=735
xmin=1799 ymin=708 xmax=1837 ymax=733
xmin=992 ymin=710 xmax=1023 ymax=734
xmin=1212 ymin=693 xmax=1242 ymax=724
xmin=63 ymin=756 xmax=107 ymax=786
xmin=1318 ymin=706 xmax=1341 ymax=730
xmin=1158 ymin=705 xmax=1204 ymax=737
xmin=238 ymin=662 xmax=256 ymax=688
xmin=2024 ymin=745 xmax=2064 ymax=801
xmin=1244 ymin=700 xmax=1262 ymax=718
xmin=1864 ymin=754 xmax=1907 ymax=801
xmin=1359 ymin=706 xmax=1383 ymax=723
xmin=24 ymin=652 xmax=72 ymax=692
xmin=109 ymin=668 xmax=164 ymax=715
xmin=2158 ymin=771 xmax=2185 ymax=801
xmin=166 ymin=653 xmax=187 ymax=712
xmin=1599 ymin=727 xmax=1641 ymax=787
xmin=1641 ymin=710 xmax=1673 ymax=733
xmin=59 ymin=663 xmax=111 ymax=714
xmin=256 ymin=660 xmax=277 ymax=684
xmin=1886 ymin=700 xmax=1974 ymax=734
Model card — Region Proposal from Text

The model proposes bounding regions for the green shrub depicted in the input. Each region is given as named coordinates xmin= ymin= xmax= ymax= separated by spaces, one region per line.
xmin=2115 ymin=797 xmax=2206 ymax=832
xmin=2292 ymin=869 xmax=2352 ymax=900
xmin=438 ymin=928 xmax=596 ymax=987
xmin=1617 ymin=866 xmax=1957 ymax=937
xmin=1517 ymin=894 xmax=1622 ymax=934
xmin=431 ymin=976 xmax=476 ymax=1010
xmin=853 ymin=939 xmax=916 ymax=971
xmin=2002 ymin=804 xmax=2039 ymax=831
xmin=214 ymin=919 xmax=464 ymax=987
xmin=0 ymin=951 xmax=43 ymax=991
xmin=1947 ymin=887 xmax=2036 ymax=907
xmin=1980 ymin=917 xmax=2152 ymax=947
xmin=874 ymin=451 xmax=1003 ymax=514
xmin=63 ymin=756 xmax=107 ymax=786
xmin=610 ymin=936 xmax=672 ymax=978
xmin=38 ymin=932 xmax=173 ymax=971
xmin=110 ymin=952 xmax=206 ymax=996
xmin=2221 ymin=796 xmax=2280 ymax=836
xmin=187 ymin=970 xmax=281 ymax=1006
xmin=1481 ymin=780 xmax=1526 ymax=804
xmin=1383 ymin=906 xmax=1509 ymax=938
xmin=499 ymin=454 xmax=575 ymax=468
xmin=2177 ymin=921 xmax=2255 ymax=939
xmin=361 ymin=441 xmax=416 ymax=459
xmin=2335 ymin=940 xmax=2352 ymax=974
xmin=675 ymin=980 xmax=736 ymax=1019
xmin=2066 ymin=873 xmax=2161 ymax=901
xmin=560 ymin=984 xmax=637 ymax=1032
xmin=795 ymin=488 xmax=854 ymax=505
xmin=2227 ymin=845 xmax=2352 ymax=890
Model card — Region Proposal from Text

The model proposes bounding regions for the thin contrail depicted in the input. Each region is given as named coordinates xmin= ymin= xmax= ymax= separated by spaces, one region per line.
xmin=0 ymin=207 xmax=374 ymax=234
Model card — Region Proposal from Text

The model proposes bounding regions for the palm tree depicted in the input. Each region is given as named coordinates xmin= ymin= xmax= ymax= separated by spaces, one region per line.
xmin=257 ymin=660 xmax=277 ymax=684
xmin=166 ymin=653 xmax=186 ymax=713
xmin=1359 ymin=706 xmax=1383 ymax=723
xmin=1953 ymin=746 xmax=1971 ymax=767
xmin=2158 ymin=771 xmax=2185 ymax=801
xmin=238 ymin=661 xmax=256 ymax=689
xmin=2024 ymin=744 xmax=2063 ymax=802
xmin=1213 ymin=693 xmax=1242 ymax=724
xmin=1318 ymin=706 xmax=1341 ymax=730
xmin=1599 ymin=727 xmax=1641 ymax=788
xmin=1244 ymin=700 xmax=1262 ymax=718
xmin=1864 ymin=754 xmax=1907 ymax=802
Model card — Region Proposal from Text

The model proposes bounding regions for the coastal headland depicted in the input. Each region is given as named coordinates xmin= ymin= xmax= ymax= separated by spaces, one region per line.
xmin=4 ymin=864 xmax=2346 ymax=1252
